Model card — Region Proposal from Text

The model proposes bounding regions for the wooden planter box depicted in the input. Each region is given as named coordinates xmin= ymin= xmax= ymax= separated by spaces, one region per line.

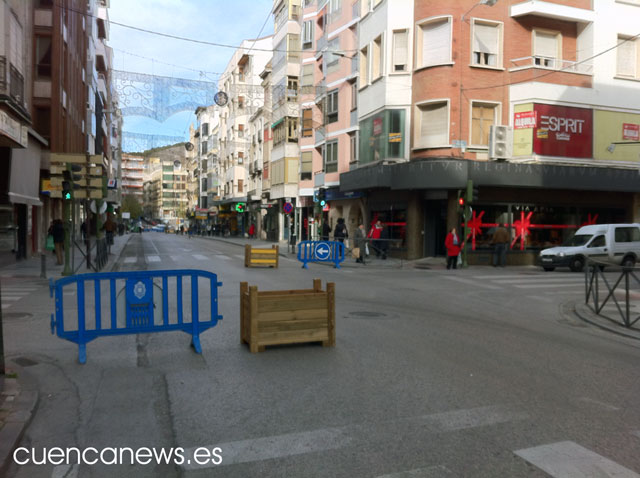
xmin=244 ymin=244 xmax=279 ymax=268
xmin=240 ymin=279 xmax=336 ymax=353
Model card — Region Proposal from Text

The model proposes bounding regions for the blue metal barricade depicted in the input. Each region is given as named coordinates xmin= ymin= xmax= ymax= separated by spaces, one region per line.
xmin=297 ymin=240 xmax=345 ymax=269
xmin=49 ymin=269 xmax=223 ymax=363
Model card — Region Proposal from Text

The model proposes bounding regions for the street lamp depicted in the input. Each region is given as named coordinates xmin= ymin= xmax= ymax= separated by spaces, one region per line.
xmin=462 ymin=0 xmax=499 ymax=22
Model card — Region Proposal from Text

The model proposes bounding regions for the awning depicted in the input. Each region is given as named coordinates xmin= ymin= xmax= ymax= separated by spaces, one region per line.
xmin=9 ymin=137 xmax=43 ymax=207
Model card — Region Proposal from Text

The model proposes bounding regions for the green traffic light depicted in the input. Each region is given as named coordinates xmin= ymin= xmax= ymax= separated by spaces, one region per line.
xmin=320 ymin=200 xmax=326 ymax=206
xmin=64 ymin=192 xmax=72 ymax=200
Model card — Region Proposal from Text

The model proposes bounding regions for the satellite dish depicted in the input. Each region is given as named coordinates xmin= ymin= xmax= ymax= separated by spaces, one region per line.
xmin=185 ymin=142 xmax=194 ymax=151
xmin=214 ymin=91 xmax=228 ymax=106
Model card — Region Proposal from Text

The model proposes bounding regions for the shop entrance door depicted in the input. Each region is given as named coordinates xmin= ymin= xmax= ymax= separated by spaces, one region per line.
xmin=424 ymin=200 xmax=447 ymax=257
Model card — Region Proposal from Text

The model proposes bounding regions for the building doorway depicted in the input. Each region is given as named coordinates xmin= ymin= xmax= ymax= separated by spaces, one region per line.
xmin=424 ymin=200 xmax=447 ymax=257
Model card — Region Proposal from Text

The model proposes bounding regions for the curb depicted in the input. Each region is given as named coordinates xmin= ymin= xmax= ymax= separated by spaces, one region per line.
xmin=0 ymin=366 xmax=39 ymax=476
xmin=571 ymin=301 xmax=640 ymax=340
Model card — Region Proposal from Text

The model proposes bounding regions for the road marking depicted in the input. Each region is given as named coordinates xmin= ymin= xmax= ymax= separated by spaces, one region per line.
xmin=181 ymin=427 xmax=351 ymax=470
xmin=1 ymin=296 xmax=22 ymax=301
xmin=492 ymin=278 xmax=583 ymax=284
xmin=216 ymin=255 xmax=230 ymax=260
xmin=180 ymin=405 xmax=525 ymax=471
xmin=442 ymin=275 xmax=501 ymax=289
xmin=124 ymin=257 xmax=137 ymax=264
xmin=579 ymin=397 xmax=620 ymax=411
xmin=2 ymin=287 xmax=38 ymax=292
xmin=475 ymin=274 xmax=547 ymax=279
xmin=376 ymin=465 xmax=453 ymax=478
xmin=147 ymin=255 xmax=161 ymax=262
xmin=193 ymin=254 xmax=209 ymax=261
xmin=514 ymin=283 xmax=583 ymax=289
xmin=234 ymin=254 xmax=245 ymax=260
xmin=515 ymin=441 xmax=640 ymax=477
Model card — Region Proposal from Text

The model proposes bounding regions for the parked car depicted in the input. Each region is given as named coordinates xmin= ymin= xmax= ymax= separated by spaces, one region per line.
xmin=539 ymin=224 xmax=640 ymax=272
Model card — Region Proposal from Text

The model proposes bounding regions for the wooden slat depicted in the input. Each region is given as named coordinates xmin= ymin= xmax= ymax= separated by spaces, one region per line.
xmin=257 ymin=308 xmax=328 ymax=323
xmin=256 ymin=289 xmax=316 ymax=296
xmin=251 ymin=249 xmax=277 ymax=255
xmin=258 ymin=295 xmax=327 ymax=312
xmin=250 ymin=258 xmax=278 ymax=264
xmin=258 ymin=319 xmax=328 ymax=333
xmin=258 ymin=329 xmax=328 ymax=345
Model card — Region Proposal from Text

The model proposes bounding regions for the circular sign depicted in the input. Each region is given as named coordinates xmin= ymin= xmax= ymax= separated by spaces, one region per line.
xmin=214 ymin=91 xmax=229 ymax=106
xmin=283 ymin=202 xmax=293 ymax=214
xmin=314 ymin=242 xmax=331 ymax=261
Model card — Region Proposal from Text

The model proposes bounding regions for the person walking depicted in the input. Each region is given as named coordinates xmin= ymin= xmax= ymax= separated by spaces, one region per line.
xmin=491 ymin=226 xmax=510 ymax=267
xmin=49 ymin=219 xmax=65 ymax=265
xmin=368 ymin=220 xmax=384 ymax=257
xmin=333 ymin=218 xmax=347 ymax=243
xmin=321 ymin=221 xmax=331 ymax=241
xmin=354 ymin=223 xmax=367 ymax=264
xmin=444 ymin=227 xmax=463 ymax=270
xmin=248 ymin=223 xmax=255 ymax=239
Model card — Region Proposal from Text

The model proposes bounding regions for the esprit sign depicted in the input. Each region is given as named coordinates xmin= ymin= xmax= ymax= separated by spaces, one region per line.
xmin=533 ymin=104 xmax=592 ymax=159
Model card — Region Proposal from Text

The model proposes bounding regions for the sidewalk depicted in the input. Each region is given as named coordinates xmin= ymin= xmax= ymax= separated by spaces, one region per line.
xmin=197 ymin=234 xmax=423 ymax=269
xmin=0 ymin=232 xmax=132 ymax=473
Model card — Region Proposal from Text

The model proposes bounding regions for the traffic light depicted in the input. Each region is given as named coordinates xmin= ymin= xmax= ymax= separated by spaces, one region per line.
xmin=235 ymin=202 xmax=246 ymax=213
xmin=457 ymin=190 xmax=465 ymax=211
xmin=62 ymin=172 xmax=72 ymax=200
xmin=318 ymin=189 xmax=326 ymax=207
xmin=472 ymin=186 xmax=479 ymax=203
xmin=62 ymin=163 xmax=83 ymax=200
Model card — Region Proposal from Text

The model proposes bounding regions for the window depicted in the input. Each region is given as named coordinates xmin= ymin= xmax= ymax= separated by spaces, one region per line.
xmin=392 ymin=30 xmax=409 ymax=72
xmin=288 ymin=34 xmax=301 ymax=62
xmin=324 ymin=140 xmax=338 ymax=173
xmin=238 ymin=152 xmax=244 ymax=164
xmin=287 ymin=117 xmax=298 ymax=142
xmin=287 ymin=77 xmax=298 ymax=102
xmin=300 ymin=151 xmax=312 ymax=180
xmin=349 ymin=132 xmax=358 ymax=163
xmin=327 ymin=89 xmax=338 ymax=123
xmin=361 ymin=0 xmax=383 ymax=16
xmin=201 ymin=142 xmax=208 ymax=154
xmin=238 ymin=96 xmax=244 ymax=109
xmin=237 ymin=179 xmax=243 ymax=193
xmin=302 ymin=109 xmax=313 ymax=137
xmin=471 ymin=102 xmax=499 ymax=147
xmin=372 ymin=35 xmax=383 ymax=80
xmin=472 ymin=21 xmax=501 ymax=67
xmin=615 ymin=227 xmax=640 ymax=242
xmin=35 ymin=36 xmax=52 ymax=78
xmin=202 ymin=123 xmax=209 ymax=136
xmin=327 ymin=38 xmax=341 ymax=75
xmin=328 ymin=0 xmax=342 ymax=24
xmin=351 ymin=83 xmax=357 ymax=110
xmin=302 ymin=20 xmax=314 ymax=49
xmin=302 ymin=64 xmax=314 ymax=94
xmin=360 ymin=46 xmax=369 ymax=88
xmin=238 ymin=124 xmax=245 ymax=138
xmin=533 ymin=30 xmax=560 ymax=68
xmin=416 ymin=17 xmax=452 ymax=68
xmin=10 ymin=14 xmax=23 ymax=75
xmin=617 ymin=36 xmax=637 ymax=78
xmin=415 ymin=101 xmax=449 ymax=148
xmin=588 ymin=236 xmax=606 ymax=248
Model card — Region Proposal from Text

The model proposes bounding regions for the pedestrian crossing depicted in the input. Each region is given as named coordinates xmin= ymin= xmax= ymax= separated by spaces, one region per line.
xmin=121 ymin=252 xmax=250 ymax=265
xmin=443 ymin=271 xmax=585 ymax=292
xmin=1 ymin=285 xmax=39 ymax=310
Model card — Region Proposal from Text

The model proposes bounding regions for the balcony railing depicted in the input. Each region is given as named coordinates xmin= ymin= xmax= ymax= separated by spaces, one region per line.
xmin=9 ymin=64 xmax=24 ymax=103
xmin=0 ymin=57 xmax=6 ymax=91
xmin=509 ymin=56 xmax=593 ymax=75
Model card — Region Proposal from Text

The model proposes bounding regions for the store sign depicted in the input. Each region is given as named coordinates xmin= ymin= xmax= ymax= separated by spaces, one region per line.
xmin=533 ymin=104 xmax=592 ymax=158
xmin=373 ymin=117 xmax=383 ymax=136
xmin=0 ymin=110 xmax=27 ymax=147
xmin=623 ymin=123 xmax=640 ymax=141
xmin=514 ymin=111 xmax=536 ymax=129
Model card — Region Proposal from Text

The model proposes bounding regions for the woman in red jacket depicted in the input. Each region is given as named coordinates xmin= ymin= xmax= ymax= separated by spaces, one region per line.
xmin=445 ymin=227 xmax=463 ymax=270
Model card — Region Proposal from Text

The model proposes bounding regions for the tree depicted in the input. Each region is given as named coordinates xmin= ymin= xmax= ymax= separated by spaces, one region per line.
xmin=122 ymin=195 xmax=143 ymax=219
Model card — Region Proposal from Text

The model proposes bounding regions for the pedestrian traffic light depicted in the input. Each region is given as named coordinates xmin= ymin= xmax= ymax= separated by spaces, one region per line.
xmin=457 ymin=190 xmax=465 ymax=211
xmin=235 ymin=202 xmax=246 ymax=212
xmin=62 ymin=163 xmax=83 ymax=200
xmin=318 ymin=189 xmax=326 ymax=207
xmin=472 ymin=186 xmax=479 ymax=203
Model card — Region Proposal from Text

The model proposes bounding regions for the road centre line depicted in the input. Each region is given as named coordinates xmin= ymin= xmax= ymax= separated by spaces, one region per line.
xmin=515 ymin=441 xmax=640 ymax=477
xmin=443 ymin=276 xmax=501 ymax=289
xmin=180 ymin=405 xmax=526 ymax=470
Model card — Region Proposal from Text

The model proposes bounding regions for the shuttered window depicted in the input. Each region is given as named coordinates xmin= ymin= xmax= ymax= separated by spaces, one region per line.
xmin=471 ymin=103 xmax=498 ymax=146
xmin=533 ymin=30 xmax=560 ymax=68
xmin=421 ymin=19 xmax=451 ymax=67
xmin=392 ymin=30 xmax=408 ymax=72
xmin=473 ymin=22 xmax=500 ymax=67
xmin=617 ymin=36 xmax=636 ymax=78
xmin=416 ymin=101 xmax=448 ymax=148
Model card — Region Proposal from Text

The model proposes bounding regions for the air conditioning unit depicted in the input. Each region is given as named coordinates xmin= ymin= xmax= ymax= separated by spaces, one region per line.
xmin=489 ymin=125 xmax=513 ymax=160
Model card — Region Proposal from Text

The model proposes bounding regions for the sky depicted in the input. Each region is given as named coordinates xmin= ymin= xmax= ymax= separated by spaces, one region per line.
xmin=108 ymin=0 xmax=274 ymax=151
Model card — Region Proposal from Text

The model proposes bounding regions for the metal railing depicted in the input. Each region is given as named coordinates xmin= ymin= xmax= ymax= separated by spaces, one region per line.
xmin=509 ymin=56 xmax=593 ymax=75
xmin=585 ymin=260 xmax=640 ymax=329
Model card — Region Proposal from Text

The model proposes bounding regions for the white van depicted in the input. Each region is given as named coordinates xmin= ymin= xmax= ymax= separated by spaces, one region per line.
xmin=539 ymin=224 xmax=640 ymax=272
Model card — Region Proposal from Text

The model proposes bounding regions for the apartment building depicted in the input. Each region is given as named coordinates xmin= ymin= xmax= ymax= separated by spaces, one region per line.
xmin=216 ymin=36 xmax=272 ymax=237
xmin=121 ymin=153 xmax=144 ymax=198
xmin=340 ymin=0 xmax=640 ymax=263
xmin=298 ymin=0 xmax=360 ymax=241
xmin=194 ymin=105 xmax=220 ymax=214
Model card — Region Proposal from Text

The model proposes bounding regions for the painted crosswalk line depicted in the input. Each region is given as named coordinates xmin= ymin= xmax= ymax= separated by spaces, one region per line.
xmin=124 ymin=257 xmax=137 ymax=264
xmin=515 ymin=441 xmax=640 ymax=477
xmin=146 ymin=255 xmax=161 ymax=262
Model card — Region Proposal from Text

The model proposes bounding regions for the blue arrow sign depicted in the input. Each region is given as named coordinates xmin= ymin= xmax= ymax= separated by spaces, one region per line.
xmin=314 ymin=242 xmax=331 ymax=260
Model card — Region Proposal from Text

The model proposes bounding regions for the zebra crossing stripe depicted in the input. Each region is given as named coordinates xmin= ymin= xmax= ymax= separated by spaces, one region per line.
xmin=515 ymin=441 xmax=640 ymax=477
xmin=193 ymin=254 xmax=209 ymax=261
xmin=146 ymin=255 xmax=161 ymax=262
xmin=124 ymin=257 xmax=137 ymax=264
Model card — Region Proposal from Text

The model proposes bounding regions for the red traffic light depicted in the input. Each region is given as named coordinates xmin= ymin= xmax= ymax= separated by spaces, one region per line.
xmin=458 ymin=197 xmax=465 ymax=207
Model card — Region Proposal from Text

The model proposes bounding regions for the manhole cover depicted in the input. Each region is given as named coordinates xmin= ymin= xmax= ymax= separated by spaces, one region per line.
xmin=13 ymin=357 xmax=38 ymax=367
xmin=349 ymin=311 xmax=387 ymax=318
xmin=2 ymin=312 xmax=33 ymax=320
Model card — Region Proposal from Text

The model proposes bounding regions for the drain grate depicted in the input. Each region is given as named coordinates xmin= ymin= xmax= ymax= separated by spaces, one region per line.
xmin=13 ymin=357 xmax=38 ymax=367
xmin=348 ymin=311 xmax=387 ymax=318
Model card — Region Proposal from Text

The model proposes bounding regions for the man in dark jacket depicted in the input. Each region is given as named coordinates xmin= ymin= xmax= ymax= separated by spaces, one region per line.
xmin=491 ymin=226 xmax=510 ymax=267
xmin=321 ymin=221 xmax=331 ymax=241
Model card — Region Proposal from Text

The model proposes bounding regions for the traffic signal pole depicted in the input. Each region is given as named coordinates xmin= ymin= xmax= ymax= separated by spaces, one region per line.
xmin=462 ymin=179 xmax=473 ymax=268
xmin=62 ymin=187 xmax=72 ymax=276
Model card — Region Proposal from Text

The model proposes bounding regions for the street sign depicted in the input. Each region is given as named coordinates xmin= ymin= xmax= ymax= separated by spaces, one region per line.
xmin=314 ymin=242 xmax=331 ymax=261
xmin=283 ymin=202 xmax=293 ymax=214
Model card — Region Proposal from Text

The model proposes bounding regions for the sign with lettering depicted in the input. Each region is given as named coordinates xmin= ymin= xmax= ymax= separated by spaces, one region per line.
xmin=533 ymin=104 xmax=592 ymax=158
xmin=514 ymin=111 xmax=536 ymax=129
xmin=623 ymin=123 xmax=639 ymax=141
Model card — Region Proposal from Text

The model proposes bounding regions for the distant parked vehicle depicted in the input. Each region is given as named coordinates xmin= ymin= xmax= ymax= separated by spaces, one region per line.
xmin=539 ymin=223 xmax=640 ymax=272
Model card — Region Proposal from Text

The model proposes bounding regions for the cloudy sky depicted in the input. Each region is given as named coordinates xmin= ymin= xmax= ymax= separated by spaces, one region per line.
xmin=108 ymin=0 xmax=274 ymax=150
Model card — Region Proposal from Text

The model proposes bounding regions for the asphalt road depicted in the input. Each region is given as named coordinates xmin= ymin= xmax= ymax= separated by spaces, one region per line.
xmin=4 ymin=233 xmax=640 ymax=477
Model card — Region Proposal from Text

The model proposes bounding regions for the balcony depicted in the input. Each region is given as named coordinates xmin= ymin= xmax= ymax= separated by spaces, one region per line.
xmin=510 ymin=1 xmax=594 ymax=23
xmin=316 ymin=34 xmax=327 ymax=53
xmin=9 ymin=64 xmax=24 ymax=105
xmin=95 ymin=42 xmax=107 ymax=73
xmin=97 ymin=7 xmax=110 ymax=40
xmin=509 ymin=56 xmax=593 ymax=76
